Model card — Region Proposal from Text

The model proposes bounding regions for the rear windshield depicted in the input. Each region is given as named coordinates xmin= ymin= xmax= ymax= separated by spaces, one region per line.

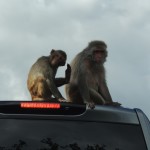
xmin=0 ymin=119 xmax=147 ymax=150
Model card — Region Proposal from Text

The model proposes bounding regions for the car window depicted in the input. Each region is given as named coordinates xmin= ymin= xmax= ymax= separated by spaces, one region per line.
xmin=0 ymin=119 xmax=147 ymax=150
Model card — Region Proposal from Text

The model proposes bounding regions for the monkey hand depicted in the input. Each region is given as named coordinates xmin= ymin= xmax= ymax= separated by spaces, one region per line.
xmin=112 ymin=101 xmax=122 ymax=106
xmin=58 ymin=98 xmax=69 ymax=102
xmin=105 ymin=101 xmax=121 ymax=107
xmin=58 ymin=98 xmax=68 ymax=103
xmin=87 ymin=102 xmax=95 ymax=109
xmin=65 ymin=64 xmax=71 ymax=84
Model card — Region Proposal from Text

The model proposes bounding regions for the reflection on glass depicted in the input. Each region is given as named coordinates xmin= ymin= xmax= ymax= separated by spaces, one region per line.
xmin=0 ymin=119 xmax=147 ymax=150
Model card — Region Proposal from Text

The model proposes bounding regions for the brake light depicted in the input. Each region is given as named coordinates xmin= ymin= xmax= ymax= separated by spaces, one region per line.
xmin=20 ymin=102 xmax=60 ymax=109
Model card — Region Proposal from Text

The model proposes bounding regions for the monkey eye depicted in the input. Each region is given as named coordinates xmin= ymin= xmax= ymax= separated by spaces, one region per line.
xmin=55 ymin=54 xmax=59 ymax=58
xmin=100 ymin=50 xmax=105 ymax=53
xmin=94 ymin=50 xmax=100 ymax=53
xmin=59 ymin=57 xmax=64 ymax=61
xmin=94 ymin=50 xmax=105 ymax=54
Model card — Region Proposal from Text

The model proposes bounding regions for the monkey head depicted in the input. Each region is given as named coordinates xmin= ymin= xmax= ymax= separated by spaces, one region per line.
xmin=50 ymin=49 xmax=67 ymax=67
xmin=85 ymin=40 xmax=108 ymax=64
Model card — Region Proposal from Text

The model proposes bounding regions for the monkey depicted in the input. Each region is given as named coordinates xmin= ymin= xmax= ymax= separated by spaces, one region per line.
xmin=27 ymin=49 xmax=71 ymax=102
xmin=65 ymin=40 xmax=121 ymax=108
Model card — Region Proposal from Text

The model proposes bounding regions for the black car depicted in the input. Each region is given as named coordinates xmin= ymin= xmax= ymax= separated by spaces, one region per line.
xmin=0 ymin=101 xmax=149 ymax=150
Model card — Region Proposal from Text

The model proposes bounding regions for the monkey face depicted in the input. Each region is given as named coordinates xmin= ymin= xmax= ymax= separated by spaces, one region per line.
xmin=92 ymin=47 xmax=107 ymax=63
xmin=51 ymin=53 xmax=66 ymax=67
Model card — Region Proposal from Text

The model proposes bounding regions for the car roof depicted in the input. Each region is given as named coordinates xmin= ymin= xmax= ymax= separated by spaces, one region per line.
xmin=0 ymin=101 xmax=140 ymax=124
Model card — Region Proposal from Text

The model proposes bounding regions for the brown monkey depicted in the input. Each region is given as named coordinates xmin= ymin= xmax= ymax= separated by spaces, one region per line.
xmin=66 ymin=40 xmax=120 ymax=108
xmin=27 ymin=49 xmax=71 ymax=102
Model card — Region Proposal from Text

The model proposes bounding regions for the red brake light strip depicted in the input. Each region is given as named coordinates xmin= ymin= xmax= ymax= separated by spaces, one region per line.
xmin=21 ymin=102 xmax=60 ymax=109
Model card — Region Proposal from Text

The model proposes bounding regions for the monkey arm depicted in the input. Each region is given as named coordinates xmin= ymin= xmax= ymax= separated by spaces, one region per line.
xmin=78 ymin=64 xmax=91 ymax=103
xmin=46 ymin=79 xmax=65 ymax=99
xmin=54 ymin=64 xmax=71 ymax=87
xmin=89 ymin=88 xmax=105 ymax=104
xmin=99 ymin=80 xmax=113 ymax=102
xmin=54 ymin=78 xmax=66 ymax=87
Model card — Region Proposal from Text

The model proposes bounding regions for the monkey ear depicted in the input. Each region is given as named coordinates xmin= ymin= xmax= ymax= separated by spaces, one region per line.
xmin=50 ymin=49 xmax=55 ymax=54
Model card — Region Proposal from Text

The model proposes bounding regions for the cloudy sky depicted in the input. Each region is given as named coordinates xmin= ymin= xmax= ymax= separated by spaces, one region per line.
xmin=0 ymin=0 xmax=150 ymax=118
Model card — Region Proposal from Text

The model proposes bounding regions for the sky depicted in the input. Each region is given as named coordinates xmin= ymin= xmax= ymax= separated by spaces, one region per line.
xmin=0 ymin=0 xmax=150 ymax=119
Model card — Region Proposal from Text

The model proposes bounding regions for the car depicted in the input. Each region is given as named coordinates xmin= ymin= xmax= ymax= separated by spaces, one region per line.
xmin=0 ymin=101 xmax=149 ymax=150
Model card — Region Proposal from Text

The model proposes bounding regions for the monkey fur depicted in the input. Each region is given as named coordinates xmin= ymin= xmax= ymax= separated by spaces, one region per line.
xmin=66 ymin=40 xmax=121 ymax=108
xmin=27 ymin=49 xmax=71 ymax=102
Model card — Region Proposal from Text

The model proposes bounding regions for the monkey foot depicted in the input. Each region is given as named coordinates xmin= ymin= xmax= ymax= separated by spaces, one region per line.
xmin=58 ymin=98 xmax=70 ymax=103
xmin=87 ymin=102 xmax=95 ymax=109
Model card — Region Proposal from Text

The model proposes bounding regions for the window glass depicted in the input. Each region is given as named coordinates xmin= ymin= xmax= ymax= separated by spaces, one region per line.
xmin=0 ymin=119 xmax=147 ymax=150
